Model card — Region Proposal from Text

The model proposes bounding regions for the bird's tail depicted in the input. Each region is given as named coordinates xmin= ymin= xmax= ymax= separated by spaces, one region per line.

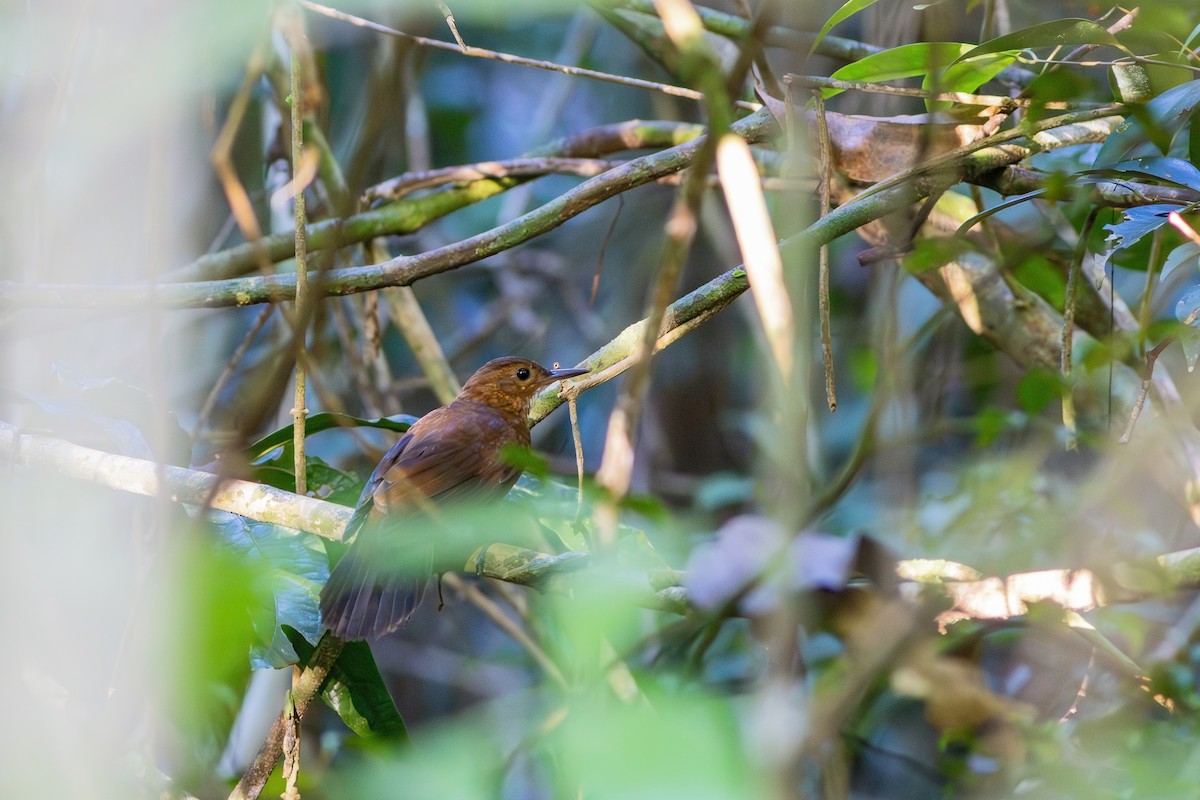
xmin=319 ymin=543 xmax=428 ymax=640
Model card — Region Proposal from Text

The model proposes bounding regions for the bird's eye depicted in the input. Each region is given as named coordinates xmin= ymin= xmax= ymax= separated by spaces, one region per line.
xmin=516 ymin=367 xmax=531 ymax=381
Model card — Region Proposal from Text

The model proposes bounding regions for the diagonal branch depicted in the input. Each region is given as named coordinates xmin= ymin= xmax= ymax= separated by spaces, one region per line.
xmin=0 ymin=111 xmax=778 ymax=310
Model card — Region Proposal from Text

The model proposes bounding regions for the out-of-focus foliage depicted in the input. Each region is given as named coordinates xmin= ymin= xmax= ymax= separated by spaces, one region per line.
xmin=7 ymin=0 xmax=1200 ymax=799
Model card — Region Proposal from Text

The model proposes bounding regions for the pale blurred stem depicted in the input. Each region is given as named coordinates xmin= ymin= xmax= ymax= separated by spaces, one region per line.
xmin=799 ymin=601 xmax=921 ymax=763
xmin=288 ymin=14 xmax=310 ymax=496
xmin=1137 ymin=228 xmax=1165 ymax=346
xmin=1061 ymin=209 xmax=1097 ymax=450
xmin=593 ymin=0 xmax=742 ymax=534
xmin=609 ymin=0 xmax=880 ymax=61
xmin=209 ymin=43 xmax=274 ymax=277
xmin=264 ymin=48 xmax=352 ymax=214
xmin=170 ymin=120 xmax=706 ymax=283
xmin=370 ymin=239 xmax=461 ymax=404
xmin=569 ymin=396 xmax=585 ymax=501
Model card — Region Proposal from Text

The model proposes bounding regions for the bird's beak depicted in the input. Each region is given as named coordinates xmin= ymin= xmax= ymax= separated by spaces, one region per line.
xmin=547 ymin=365 xmax=588 ymax=382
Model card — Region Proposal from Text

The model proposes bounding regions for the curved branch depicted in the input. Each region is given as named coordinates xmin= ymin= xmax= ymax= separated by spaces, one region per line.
xmin=0 ymin=110 xmax=778 ymax=310
xmin=172 ymin=119 xmax=707 ymax=284
xmin=0 ymin=421 xmax=351 ymax=540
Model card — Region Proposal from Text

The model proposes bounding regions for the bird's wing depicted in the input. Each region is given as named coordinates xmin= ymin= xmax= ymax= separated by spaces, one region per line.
xmin=365 ymin=409 xmax=523 ymax=516
xmin=320 ymin=411 xmax=522 ymax=640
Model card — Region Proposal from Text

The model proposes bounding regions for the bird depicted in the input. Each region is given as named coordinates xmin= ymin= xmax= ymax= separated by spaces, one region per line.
xmin=319 ymin=357 xmax=588 ymax=640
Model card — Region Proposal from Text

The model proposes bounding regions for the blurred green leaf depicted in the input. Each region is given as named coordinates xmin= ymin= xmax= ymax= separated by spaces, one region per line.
xmin=499 ymin=441 xmax=551 ymax=479
xmin=1024 ymin=67 xmax=1094 ymax=123
xmin=1104 ymin=204 xmax=1178 ymax=252
xmin=551 ymin=689 xmax=763 ymax=799
xmin=926 ymin=51 xmax=1014 ymax=103
xmin=1012 ymin=254 xmax=1067 ymax=310
xmin=1015 ymin=369 xmax=1063 ymax=415
xmin=971 ymin=407 xmax=1013 ymax=447
xmin=166 ymin=529 xmax=263 ymax=781
xmin=902 ymin=236 xmax=974 ymax=273
xmin=827 ymin=43 xmax=994 ymax=99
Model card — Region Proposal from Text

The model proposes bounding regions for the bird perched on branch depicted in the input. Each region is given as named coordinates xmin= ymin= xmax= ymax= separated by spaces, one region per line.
xmin=320 ymin=357 xmax=588 ymax=640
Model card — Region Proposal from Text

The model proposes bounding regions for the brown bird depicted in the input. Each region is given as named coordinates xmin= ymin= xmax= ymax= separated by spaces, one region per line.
xmin=320 ymin=357 xmax=588 ymax=640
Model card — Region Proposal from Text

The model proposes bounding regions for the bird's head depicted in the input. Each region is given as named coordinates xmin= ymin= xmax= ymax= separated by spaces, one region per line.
xmin=458 ymin=357 xmax=588 ymax=418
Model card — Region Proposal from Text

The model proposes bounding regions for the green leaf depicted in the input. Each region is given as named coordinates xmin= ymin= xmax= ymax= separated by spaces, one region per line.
xmin=1015 ymin=369 xmax=1065 ymax=415
xmin=809 ymin=0 xmax=884 ymax=56
xmin=1013 ymin=254 xmax=1067 ymax=310
xmin=1095 ymin=79 xmax=1200 ymax=165
xmin=498 ymin=441 xmax=550 ymax=479
xmin=1088 ymin=157 xmax=1200 ymax=193
xmin=950 ymin=19 xmax=1124 ymax=67
xmin=827 ymin=43 xmax=977 ymax=99
xmin=1111 ymin=64 xmax=1153 ymax=104
xmin=255 ymin=455 xmax=363 ymax=506
xmin=1105 ymin=204 xmax=1178 ymax=252
xmin=973 ymin=407 xmax=1018 ymax=447
xmin=927 ymin=51 xmax=1014 ymax=103
xmin=244 ymin=412 xmax=417 ymax=463
xmin=215 ymin=514 xmax=328 ymax=669
xmin=283 ymin=627 xmax=408 ymax=740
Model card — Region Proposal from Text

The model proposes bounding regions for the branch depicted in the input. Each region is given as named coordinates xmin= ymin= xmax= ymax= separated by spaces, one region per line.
xmin=0 ymin=110 xmax=778 ymax=310
xmin=300 ymin=0 xmax=761 ymax=111
xmin=1 ymin=106 xmax=1134 ymax=312
xmin=172 ymin=119 xmax=706 ymax=283
xmin=0 ymin=421 xmax=350 ymax=539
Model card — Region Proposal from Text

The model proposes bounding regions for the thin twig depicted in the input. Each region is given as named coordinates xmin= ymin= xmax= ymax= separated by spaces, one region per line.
xmin=1119 ymin=335 xmax=1176 ymax=444
xmin=300 ymin=0 xmax=760 ymax=111
xmin=364 ymin=157 xmax=623 ymax=203
xmin=441 ymin=573 xmax=567 ymax=686
xmin=1062 ymin=210 xmax=1098 ymax=451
